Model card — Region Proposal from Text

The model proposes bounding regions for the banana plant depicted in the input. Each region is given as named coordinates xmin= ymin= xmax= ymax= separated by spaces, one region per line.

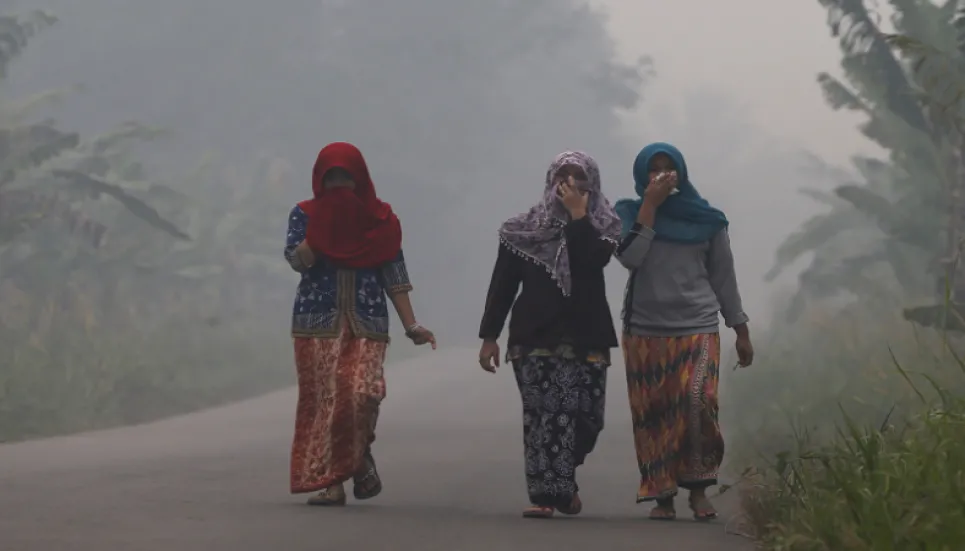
xmin=0 ymin=9 xmax=188 ymax=263
xmin=767 ymin=0 xmax=964 ymax=321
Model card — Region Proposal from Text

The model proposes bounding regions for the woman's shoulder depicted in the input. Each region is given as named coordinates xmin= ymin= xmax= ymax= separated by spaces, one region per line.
xmin=497 ymin=239 xmax=527 ymax=262
xmin=289 ymin=202 xmax=310 ymax=220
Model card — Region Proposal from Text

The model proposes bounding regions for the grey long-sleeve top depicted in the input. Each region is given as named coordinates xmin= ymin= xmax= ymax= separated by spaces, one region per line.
xmin=615 ymin=223 xmax=748 ymax=337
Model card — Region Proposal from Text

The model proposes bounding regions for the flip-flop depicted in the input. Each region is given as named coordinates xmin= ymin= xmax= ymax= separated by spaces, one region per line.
xmin=522 ymin=506 xmax=555 ymax=518
xmin=307 ymin=485 xmax=347 ymax=506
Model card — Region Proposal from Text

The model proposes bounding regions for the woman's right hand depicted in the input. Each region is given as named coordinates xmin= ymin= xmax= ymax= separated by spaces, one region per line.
xmin=643 ymin=171 xmax=676 ymax=208
xmin=295 ymin=240 xmax=315 ymax=268
xmin=478 ymin=340 xmax=500 ymax=373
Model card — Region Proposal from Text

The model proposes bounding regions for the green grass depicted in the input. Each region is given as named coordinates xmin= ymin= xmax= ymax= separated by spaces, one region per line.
xmin=725 ymin=302 xmax=965 ymax=549
xmin=721 ymin=303 xmax=955 ymax=461
xmin=739 ymin=402 xmax=965 ymax=550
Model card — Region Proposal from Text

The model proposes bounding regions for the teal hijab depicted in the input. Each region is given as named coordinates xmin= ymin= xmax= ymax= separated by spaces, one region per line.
xmin=613 ymin=142 xmax=728 ymax=243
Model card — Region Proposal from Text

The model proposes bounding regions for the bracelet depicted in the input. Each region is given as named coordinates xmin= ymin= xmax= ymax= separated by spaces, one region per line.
xmin=405 ymin=322 xmax=423 ymax=334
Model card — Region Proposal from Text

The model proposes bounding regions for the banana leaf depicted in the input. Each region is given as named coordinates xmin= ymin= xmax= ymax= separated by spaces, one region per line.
xmin=51 ymin=170 xmax=190 ymax=241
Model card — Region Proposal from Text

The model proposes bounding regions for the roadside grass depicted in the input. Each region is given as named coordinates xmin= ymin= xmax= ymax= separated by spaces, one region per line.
xmin=723 ymin=303 xmax=965 ymax=549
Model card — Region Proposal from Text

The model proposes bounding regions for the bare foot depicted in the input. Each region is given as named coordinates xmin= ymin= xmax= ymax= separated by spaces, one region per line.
xmin=648 ymin=497 xmax=676 ymax=520
xmin=557 ymin=493 xmax=582 ymax=515
xmin=688 ymin=492 xmax=718 ymax=521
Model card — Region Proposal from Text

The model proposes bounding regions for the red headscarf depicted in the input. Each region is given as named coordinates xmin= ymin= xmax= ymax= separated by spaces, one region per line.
xmin=298 ymin=142 xmax=402 ymax=269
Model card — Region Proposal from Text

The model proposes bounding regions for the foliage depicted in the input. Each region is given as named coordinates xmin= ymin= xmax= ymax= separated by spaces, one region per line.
xmin=0 ymin=11 xmax=186 ymax=253
xmin=0 ymin=148 xmax=426 ymax=442
xmin=721 ymin=299 xmax=959 ymax=459
xmin=0 ymin=0 xmax=649 ymax=437
xmin=109 ymin=0 xmax=651 ymax=342
xmin=0 ymin=149 xmax=279 ymax=441
xmin=764 ymin=0 xmax=964 ymax=321
xmin=0 ymin=9 xmax=424 ymax=442
xmin=723 ymin=292 xmax=965 ymax=548
xmin=739 ymin=395 xmax=965 ymax=550
xmin=734 ymin=6 xmax=965 ymax=544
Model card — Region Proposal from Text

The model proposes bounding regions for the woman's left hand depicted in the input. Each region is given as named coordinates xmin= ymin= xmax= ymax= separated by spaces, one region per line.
xmin=407 ymin=325 xmax=437 ymax=349
xmin=557 ymin=176 xmax=589 ymax=218
xmin=735 ymin=335 xmax=754 ymax=367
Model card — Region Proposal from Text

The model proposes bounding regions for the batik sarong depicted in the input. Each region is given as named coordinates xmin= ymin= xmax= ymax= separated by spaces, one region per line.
xmin=290 ymin=324 xmax=387 ymax=494
xmin=511 ymin=346 xmax=608 ymax=508
xmin=622 ymin=332 xmax=724 ymax=501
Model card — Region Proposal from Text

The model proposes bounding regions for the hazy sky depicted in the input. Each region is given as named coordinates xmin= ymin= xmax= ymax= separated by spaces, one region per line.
xmin=595 ymin=0 xmax=880 ymax=164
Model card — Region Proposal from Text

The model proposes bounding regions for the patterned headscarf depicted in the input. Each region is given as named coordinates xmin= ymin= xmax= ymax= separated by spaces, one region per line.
xmin=498 ymin=151 xmax=622 ymax=295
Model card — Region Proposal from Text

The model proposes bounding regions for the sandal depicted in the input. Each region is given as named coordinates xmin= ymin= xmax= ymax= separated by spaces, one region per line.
xmin=522 ymin=505 xmax=555 ymax=518
xmin=307 ymin=483 xmax=346 ymax=506
xmin=648 ymin=497 xmax=676 ymax=521
xmin=688 ymin=494 xmax=718 ymax=521
xmin=352 ymin=451 xmax=383 ymax=500
xmin=556 ymin=493 xmax=583 ymax=515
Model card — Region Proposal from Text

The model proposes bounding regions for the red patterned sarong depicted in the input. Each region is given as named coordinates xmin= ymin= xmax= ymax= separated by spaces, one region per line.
xmin=290 ymin=324 xmax=387 ymax=494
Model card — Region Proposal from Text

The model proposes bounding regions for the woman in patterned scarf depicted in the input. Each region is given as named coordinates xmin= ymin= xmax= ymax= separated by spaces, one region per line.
xmin=477 ymin=150 xmax=622 ymax=518
xmin=285 ymin=142 xmax=436 ymax=506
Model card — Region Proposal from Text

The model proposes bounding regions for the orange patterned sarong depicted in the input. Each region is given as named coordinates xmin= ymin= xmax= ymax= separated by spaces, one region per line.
xmin=290 ymin=324 xmax=387 ymax=494
xmin=622 ymin=332 xmax=724 ymax=501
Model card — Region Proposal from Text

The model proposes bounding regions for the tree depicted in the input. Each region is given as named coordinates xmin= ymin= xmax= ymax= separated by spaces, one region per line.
xmin=0 ymin=10 xmax=185 ymax=259
xmin=9 ymin=0 xmax=653 ymax=339
xmin=766 ymin=0 xmax=961 ymax=321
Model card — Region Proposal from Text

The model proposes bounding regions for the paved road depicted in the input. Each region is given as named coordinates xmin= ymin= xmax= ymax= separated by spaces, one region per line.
xmin=0 ymin=347 xmax=753 ymax=551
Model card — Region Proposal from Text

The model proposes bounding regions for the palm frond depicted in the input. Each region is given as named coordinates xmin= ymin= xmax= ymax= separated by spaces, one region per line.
xmin=0 ymin=10 xmax=56 ymax=79
xmin=798 ymin=187 xmax=844 ymax=207
xmin=884 ymin=33 xmax=965 ymax=121
xmin=0 ymin=123 xmax=79 ymax=187
xmin=766 ymin=207 xmax=865 ymax=281
xmin=0 ymin=85 xmax=82 ymax=124
xmin=51 ymin=170 xmax=191 ymax=241
xmin=0 ymin=189 xmax=107 ymax=248
xmin=86 ymin=122 xmax=168 ymax=155
xmin=833 ymin=184 xmax=941 ymax=250
xmin=819 ymin=0 xmax=930 ymax=133
xmin=888 ymin=0 xmax=956 ymax=51
xmin=817 ymin=72 xmax=869 ymax=111
xmin=903 ymin=302 xmax=965 ymax=331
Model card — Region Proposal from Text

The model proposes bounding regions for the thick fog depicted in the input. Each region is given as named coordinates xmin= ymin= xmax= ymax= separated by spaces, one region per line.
xmin=4 ymin=0 xmax=937 ymax=548
xmin=1 ymin=0 xmax=915 ymax=449
xmin=2 ymin=0 xmax=865 ymax=338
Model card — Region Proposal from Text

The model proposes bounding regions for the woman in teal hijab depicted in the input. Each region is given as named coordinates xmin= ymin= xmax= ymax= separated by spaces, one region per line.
xmin=614 ymin=142 xmax=754 ymax=521
xmin=613 ymin=142 xmax=729 ymax=242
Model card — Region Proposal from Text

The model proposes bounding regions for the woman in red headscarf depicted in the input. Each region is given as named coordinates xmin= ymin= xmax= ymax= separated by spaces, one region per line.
xmin=284 ymin=142 xmax=436 ymax=506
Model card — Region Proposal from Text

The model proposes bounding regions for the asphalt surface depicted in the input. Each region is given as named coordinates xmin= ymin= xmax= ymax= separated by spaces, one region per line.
xmin=0 ymin=347 xmax=754 ymax=551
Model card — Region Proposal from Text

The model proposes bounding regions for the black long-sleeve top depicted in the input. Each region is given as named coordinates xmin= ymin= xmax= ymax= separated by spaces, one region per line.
xmin=478 ymin=216 xmax=619 ymax=351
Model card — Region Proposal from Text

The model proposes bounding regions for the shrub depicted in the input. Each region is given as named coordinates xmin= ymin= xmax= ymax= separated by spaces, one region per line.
xmin=725 ymin=298 xmax=965 ymax=549
xmin=740 ymin=400 xmax=965 ymax=550
xmin=721 ymin=301 xmax=960 ymax=464
xmin=0 ymin=296 xmax=423 ymax=442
